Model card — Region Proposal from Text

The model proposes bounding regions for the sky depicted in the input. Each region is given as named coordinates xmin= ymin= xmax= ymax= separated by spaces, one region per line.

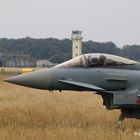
xmin=0 ymin=0 xmax=140 ymax=47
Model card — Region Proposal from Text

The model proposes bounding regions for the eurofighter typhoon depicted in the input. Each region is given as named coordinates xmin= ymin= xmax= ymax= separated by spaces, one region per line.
xmin=5 ymin=53 xmax=140 ymax=126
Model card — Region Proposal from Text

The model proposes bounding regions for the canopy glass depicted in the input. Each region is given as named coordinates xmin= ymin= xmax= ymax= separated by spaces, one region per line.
xmin=55 ymin=53 xmax=137 ymax=68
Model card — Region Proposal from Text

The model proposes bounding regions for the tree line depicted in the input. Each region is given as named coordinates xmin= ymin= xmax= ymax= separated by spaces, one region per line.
xmin=0 ymin=37 xmax=139 ymax=63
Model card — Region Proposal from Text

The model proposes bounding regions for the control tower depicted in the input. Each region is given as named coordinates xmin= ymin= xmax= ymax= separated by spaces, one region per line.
xmin=71 ymin=30 xmax=83 ymax=58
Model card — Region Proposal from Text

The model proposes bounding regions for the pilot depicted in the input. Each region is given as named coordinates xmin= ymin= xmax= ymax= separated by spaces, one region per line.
xmin=98 ymin=55 xmax=106 ymax=66
xmin=88 ymin=56 xmax=98 ymax=67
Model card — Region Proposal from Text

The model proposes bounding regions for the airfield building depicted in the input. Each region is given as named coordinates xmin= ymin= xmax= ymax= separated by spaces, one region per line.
xmin=71 ymin=30 xmax=83 ymax=58
xmin=0 ymin=53 xmax=36 ymax=67
xmin=36 ymin=60 xmax=55 ymax=68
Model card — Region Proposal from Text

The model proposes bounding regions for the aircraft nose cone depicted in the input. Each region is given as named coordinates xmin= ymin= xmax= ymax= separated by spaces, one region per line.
xmin=5 ymin=69 xmax=51 ymax=90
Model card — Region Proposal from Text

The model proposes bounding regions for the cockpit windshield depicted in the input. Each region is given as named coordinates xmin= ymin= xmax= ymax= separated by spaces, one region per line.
xmin=55 ymin=53 xmax=138 ymax=68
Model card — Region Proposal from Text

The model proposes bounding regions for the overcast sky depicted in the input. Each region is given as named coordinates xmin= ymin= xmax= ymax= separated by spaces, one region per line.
xmin=0 ymin=0 xmax=140 ymax=47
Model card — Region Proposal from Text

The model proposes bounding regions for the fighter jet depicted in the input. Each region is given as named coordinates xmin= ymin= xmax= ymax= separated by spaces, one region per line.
xmin=5 ymin=53 xmax=140 ymax=126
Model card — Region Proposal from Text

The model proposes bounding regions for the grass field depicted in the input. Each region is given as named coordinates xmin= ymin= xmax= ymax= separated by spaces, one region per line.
xmin=0 ymin=75 xmax=140 ymax=140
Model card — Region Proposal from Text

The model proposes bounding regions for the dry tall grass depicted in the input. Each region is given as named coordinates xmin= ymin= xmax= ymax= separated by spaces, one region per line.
xmin=0 ymin=75 xmax=140 ymax=140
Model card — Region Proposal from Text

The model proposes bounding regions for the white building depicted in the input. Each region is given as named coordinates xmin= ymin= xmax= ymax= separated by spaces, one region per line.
xmin=36 ymin=60 xmax=54 ymax=68
xmin=71 ymin=30 xmax=83 ymax=58
xmin=0 ymin=53 xmax=36 ymax=67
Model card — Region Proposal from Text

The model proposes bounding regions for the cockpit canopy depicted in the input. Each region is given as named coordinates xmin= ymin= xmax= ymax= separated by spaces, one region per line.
xmin=55 ymin=53 xmax=137 ymax=68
